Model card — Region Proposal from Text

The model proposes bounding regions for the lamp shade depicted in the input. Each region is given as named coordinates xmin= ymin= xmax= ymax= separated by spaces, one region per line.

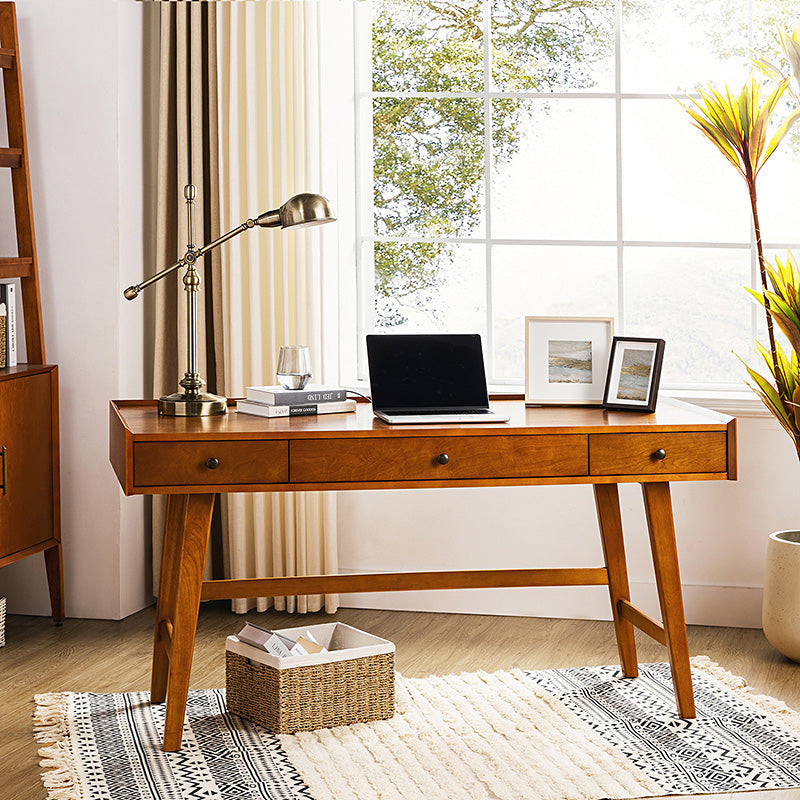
xmin=255 ymin=192 xmax=336 ymax=229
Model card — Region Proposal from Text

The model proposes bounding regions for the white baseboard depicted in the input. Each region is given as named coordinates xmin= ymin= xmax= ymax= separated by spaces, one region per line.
xmin=339 ymin=575 xmax=764 ymax=629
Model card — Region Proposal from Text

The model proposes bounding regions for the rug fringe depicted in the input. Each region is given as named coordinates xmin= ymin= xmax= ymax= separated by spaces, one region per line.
xmin=692 ymin=655 xmax=800 ymax=732
xmin=33 ymin=693 xmax=82 ymax=800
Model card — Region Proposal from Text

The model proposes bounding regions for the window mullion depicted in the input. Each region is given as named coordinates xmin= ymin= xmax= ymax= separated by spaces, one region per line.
xmin=615 ymin=0 xmax=625 ymax=336
xmin=483 ymin=0 xmax=494 ymax=379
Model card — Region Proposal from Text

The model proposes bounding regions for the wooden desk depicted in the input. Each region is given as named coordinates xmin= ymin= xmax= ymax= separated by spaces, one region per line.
xmin=109 ymin=397 xmax=736 ymax=751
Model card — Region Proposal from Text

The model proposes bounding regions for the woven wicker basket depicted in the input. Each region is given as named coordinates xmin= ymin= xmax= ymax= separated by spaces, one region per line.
xmin=226 ymin=649 xmax=395 ymax=734
xmin=225 ymin=622 xmax=395 ymax=734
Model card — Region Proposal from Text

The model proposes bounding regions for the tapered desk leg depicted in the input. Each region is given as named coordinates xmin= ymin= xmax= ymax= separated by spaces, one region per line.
xmin=642 ymin=482 xmax=695 ymax=719
xmin=594 ymin=484 xmax=638 ymax=678
xmin=150 ymin=493 xmax=215 ymax=752
xmin=43 ymin=543 xmax=65 ymax=625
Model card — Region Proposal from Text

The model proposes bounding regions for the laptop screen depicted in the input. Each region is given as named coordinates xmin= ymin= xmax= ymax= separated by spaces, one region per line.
xmin=366 ymin=333 xmax=490 ymax=411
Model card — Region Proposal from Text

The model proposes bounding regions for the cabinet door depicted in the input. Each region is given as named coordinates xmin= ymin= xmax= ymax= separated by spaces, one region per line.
xmin=0 ymin=372 xmax=54 ymax=558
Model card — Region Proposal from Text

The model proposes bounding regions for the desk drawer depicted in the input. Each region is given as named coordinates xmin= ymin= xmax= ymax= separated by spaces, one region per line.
xmin=589 ymin=432 xmax=727 ymax=476
xmin=290 ymin=434 xmax=587 ymax=483
xmin=134 ymin=440 xmax=288 ymax=487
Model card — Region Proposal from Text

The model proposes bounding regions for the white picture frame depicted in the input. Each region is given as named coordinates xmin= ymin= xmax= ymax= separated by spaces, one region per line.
xmin=524 ymin=316 xmax=615 ymax=406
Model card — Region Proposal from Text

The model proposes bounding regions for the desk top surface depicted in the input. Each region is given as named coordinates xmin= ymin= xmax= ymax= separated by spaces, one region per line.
xmin=111 ymin=396 xmax=733 ymax=441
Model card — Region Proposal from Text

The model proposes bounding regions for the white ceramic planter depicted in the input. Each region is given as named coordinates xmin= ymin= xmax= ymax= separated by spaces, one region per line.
xmin=763 ymin=530 xmax=800 ymax=661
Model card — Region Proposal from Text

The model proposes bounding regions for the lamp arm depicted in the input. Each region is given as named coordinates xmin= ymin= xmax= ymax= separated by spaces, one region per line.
xmin=123 ymin=256 xmax=187 ymax=300
xmin=123 ymin=219 xmax=257 ymax=300
xmin=197 ymin=219 xmax=255 ymax=257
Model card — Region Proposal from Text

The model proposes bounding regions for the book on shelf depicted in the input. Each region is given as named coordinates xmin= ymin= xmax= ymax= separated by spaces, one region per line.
xmin=245 ymin=383 xmax=348 ymax=405
xmin=0 ymin=282 xmax=16 ymax=367
xmin=0 ymin=303 xmax=6 ymax=369
xmin=236 ymin=398 xmax=357 ymax=418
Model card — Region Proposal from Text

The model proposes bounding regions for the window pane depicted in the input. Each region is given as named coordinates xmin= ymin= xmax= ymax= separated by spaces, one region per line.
xmin=372 ymin=0 xmax=484 ymax=93
xmin=491 ymin=245 xmax=618 ymax=380
xmin=757 ymin=143 xmax=800 ymax=247
xmin=373 ymin=241 xmax=487 ymax=333
xmin=622 ymin=99 xmax=751 ymax=243
xmin=753 ymin=1 xmax=800 ymax=65
xmin=624 ymin=247 xmax=752 ymax=385
xmin=621 ymin=0 xmax=749 ymax=93
xmin=373 ymin=97 xmax=485 ymax=237
xmin=492 ymin=99 xmax=616 ymax=240
xmin=491 ymin=0 xmax=614 ymax=92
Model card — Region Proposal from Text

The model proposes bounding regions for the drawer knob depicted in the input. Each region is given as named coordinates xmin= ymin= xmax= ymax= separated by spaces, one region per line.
xmin=206 ymin=457 xmax=220 ymax=470
xmin=437 ymin=453 xmax=450 ymax=465
xmin=653 ymin=448 xmax=667 ymax=461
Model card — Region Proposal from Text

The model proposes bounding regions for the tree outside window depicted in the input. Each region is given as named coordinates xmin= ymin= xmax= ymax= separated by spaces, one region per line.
xmin=361 ymin=0 xmax=800 ymax=387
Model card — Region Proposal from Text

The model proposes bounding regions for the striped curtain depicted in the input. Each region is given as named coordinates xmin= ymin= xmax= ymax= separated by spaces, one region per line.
xmin=215 ymin=0 xmax=339 ymax=614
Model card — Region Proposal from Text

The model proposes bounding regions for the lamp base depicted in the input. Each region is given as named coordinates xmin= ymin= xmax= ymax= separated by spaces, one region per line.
xmin=158 ymin=391 xmax=228 ymax=416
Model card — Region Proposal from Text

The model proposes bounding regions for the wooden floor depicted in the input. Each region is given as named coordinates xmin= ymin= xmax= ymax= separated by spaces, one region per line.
xmin=3 ymin=603 xmax=800 ymax=800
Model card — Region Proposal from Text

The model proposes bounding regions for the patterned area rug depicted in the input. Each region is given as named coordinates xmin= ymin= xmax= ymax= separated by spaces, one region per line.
xmin=34 ymin=657 xmax=800 ymax=800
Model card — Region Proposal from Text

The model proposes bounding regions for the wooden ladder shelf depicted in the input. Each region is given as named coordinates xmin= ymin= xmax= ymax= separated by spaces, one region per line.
xmin=0 ymin=1 xmax=63 ymax=623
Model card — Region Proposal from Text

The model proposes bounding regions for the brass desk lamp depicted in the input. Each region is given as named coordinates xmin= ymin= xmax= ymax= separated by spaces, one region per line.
xmin=123 ymin=185 xmax=335 ymax=416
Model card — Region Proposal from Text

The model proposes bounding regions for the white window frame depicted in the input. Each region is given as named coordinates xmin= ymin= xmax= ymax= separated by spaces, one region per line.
xmin=339 ymin=0 xmax=797 ymax=413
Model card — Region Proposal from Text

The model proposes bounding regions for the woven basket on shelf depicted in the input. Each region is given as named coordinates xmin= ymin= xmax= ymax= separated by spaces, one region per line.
xmin=226 ymin=649 xmax=395 ymax=734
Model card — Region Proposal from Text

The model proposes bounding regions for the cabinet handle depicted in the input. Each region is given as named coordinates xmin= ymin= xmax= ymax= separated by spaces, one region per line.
xmin=206 ymin=457 xmax=220 ymax=470
xmin=436 ymin=453 xmax=449 ymax=465
xmin=1 ymin=445 xmax=5 ymax=495
xmin=653 ymin=448 xmax=667 ymax=461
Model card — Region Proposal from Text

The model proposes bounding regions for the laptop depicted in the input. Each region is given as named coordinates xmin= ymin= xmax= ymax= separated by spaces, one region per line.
xmin=366 ymin=333 xmax=509 ymax=424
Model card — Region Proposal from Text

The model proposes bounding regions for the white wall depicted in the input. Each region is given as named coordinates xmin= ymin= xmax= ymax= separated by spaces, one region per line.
xmin=338 ymin=411 xmax=798 ymax=628
xmin=0 ymin=0 xmax=148 ymax=620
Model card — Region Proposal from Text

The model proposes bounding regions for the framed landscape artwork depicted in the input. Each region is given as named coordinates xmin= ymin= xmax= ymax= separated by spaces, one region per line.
xmin=524 ymin=316 xmax=615 ymax=406
xmin=602 ymin=337 xmax=665 ymax=413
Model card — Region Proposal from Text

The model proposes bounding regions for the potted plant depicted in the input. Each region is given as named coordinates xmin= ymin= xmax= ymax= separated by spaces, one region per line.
xmin=683 ymin=25 xmax=800 ymax=659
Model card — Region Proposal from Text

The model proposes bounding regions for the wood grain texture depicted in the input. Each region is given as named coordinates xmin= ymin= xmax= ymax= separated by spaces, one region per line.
xmin=109 ymin=399 xmax=735 ymax=496
xmin=150 ymin=494 xmax=216 ymax=751
xmin=134 ymin=440 xmax=288 ymax=487
xmin=589 ymin=431 xmax=728 ymax=476
xmin=618 ymin=599 xmax=667 ymax=646
xmin=0 ymin=256 xmax=32 ymax=279
xmin=289 ymin=434 xmax=588 ymax=483
xmin=200 ymin=567 xmax=610 ymax=601
xmin=0 ymin=371 xmax=53 ymax=558
xmin=0 ymin=1 xmax=45 ymax=363
xmin=111 ymin=397 xmax=734 ymax=439
xmin=642 ymin=482 xmax=695 ymax=719
xmin=726 ymin=418 xmax=738 ymax=481
xmin=3 ymin=605 xmax=800 ymax=800
xmin=594 ymin=484 xmax=638 ymax=677
xmin=0 ymin=144 xmax=21 ymax=166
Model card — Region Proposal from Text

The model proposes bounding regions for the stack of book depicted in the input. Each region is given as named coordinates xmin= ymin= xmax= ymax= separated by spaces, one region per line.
xmin=235 ymin=383 xmax=356 ymax=418
xmin=0 ymin=282 xmax=17 ymax=369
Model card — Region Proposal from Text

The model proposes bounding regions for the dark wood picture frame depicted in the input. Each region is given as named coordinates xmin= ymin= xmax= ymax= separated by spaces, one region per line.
xmin=602 ymin=337 xmax=665 ymax=413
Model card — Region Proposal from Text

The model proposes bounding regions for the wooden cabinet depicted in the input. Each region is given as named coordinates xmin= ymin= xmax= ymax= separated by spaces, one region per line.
xmin=0 ymin=368 xmax=57 ymax=557
xmin=0 ymin=365 xmax=62 ymax=621
xmin=0 ymin=4 xmax=63 ymax=622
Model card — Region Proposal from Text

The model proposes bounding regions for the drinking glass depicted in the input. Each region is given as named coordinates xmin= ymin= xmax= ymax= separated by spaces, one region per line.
xmin=276 ymin=345 xmax=312 ymax=389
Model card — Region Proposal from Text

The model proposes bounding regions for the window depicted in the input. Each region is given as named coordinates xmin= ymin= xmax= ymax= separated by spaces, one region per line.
xmin=353 ymin=0 xmax=800 ymax=389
